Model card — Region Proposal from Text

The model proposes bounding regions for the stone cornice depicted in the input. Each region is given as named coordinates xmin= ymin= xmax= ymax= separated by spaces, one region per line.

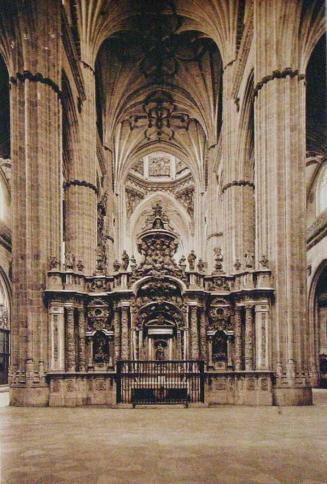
xmin=254 ymin=68 xmax=305 ymax=97
xmin=222 ymin=180 xmax=254 ymax=193
xmin=64 ymin=179 xmax=98 ymax=194
xmin=61 ymin=6 xmax=86 ymax=102
xmin=10 ymin=71 xmax=62 ymax=98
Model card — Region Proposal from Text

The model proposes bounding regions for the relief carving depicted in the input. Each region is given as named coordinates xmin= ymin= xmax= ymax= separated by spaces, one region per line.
xmin=87 ymin=299 xmax=112 ymax=332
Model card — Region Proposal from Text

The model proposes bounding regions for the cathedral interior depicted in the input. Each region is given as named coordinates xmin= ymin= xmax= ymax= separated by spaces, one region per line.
xmin=0 ymin=0 xmax=326 ymax=407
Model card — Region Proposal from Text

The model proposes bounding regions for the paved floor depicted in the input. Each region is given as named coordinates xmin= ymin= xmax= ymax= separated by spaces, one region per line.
xmin=1 ymin=392 xmax=327 ymax=483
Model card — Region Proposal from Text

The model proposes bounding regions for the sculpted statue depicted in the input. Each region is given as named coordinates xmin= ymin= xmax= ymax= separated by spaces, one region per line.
xmin=121 ymin=250 xmax=130 ymax=271
xmin=188 ymin=250 xmax=197 ymax=271
xmin=234 ymin=259 xmax=242 ymax=271
xmin=77 ymin=260 xmax=84 ymax=272
xmin=179 ymin=255 xmax=187 ymax=271
xmin=259 ymin=255 xmax=269 ymax=268
xmin=130 ymin=255 xmax=137 ymax=271
xmin=153 ymin=217 xmax=164 ymax=229
xmin=113 ymin=259 xmax=121 ymax=272
xmin=197 ymin=258 xmax=205 ymax=273
xmin=65 ymin=251 xmax=75 ymax=271
xmin=244 ymin=253 xmax=254 ymax=269
xmin=155 ymin=343 xmax=165 ymax=361
xmin=49 ymin=256 xmax=59 ymax=271
xmin=96 ymin=245 xmax=107 ymax=273
xmin=213 ymin=247 xmax=224 ymax=273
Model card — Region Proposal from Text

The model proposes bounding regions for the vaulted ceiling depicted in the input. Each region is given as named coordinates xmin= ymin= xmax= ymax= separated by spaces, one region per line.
xmin=75 ymin=0 xmax=240 ymax=184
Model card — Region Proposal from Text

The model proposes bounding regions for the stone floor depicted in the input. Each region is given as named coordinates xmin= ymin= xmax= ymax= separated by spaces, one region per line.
xmin=1 ymin=391 xmax=327 ymax=483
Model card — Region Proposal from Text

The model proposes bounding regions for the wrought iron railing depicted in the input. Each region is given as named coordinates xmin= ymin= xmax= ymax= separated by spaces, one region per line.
xmin=116 ymin=360 xmax=204 ymax=405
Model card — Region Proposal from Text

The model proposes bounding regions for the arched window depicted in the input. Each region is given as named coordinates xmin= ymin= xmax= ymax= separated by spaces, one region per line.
xmin=318 ymin=165 xmax=327 ymax=214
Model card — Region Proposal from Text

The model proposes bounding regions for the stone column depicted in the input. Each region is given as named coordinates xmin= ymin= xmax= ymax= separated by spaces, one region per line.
xmin=208 ymin=336 xmax=213 ymax=367
xmin=114 ymin=307 xmax=121 ymax=363
xmin=9 ymin=0 xmax=62 ymax=405
xmin=65 ymin=305 xmax=76 ymax=372
xmin=183 ymin=329 xmax=189 ymax=360
xmin=206 ymin=145 xmax=223 ymax=273
xmin=65 ymin=62 xmax=97 ymax=275
xmin=78 ymin=306 xmax=86 ymax=371
xmin=199 ymin=307 xmax=207 ymax=362
xmin=138 ymin=329 xmax=143 ymax=360
xmin=49 ymin=303 xmax=65 ymax=371
xmin=234 ymin=306 xmax=242 ymax=371
xmin=221 ymin=60 xmax=241 ymax=273
xmin=120 ymin=303 xmax=130 ymax=360
xmin=227 ymin=336 xmax=233 ymax=368
xmin=87 ymin=337 xmax=93 ymax=369
xmin=255 ymin=303 xmax=270 ymax=370
xmin=177 ymin=330 xmax=182 ymax=359
xmin=189 ymin=304 xmax=199 ymax=360
xmin=244 ymin=305 xmax=254 ymax=371
xmin=254 ymin=0 xmax=311 ymax=404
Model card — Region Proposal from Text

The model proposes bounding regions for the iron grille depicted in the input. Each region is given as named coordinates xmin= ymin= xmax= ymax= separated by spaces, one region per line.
xmin=116 ymin=360 xmax=204 ymax=405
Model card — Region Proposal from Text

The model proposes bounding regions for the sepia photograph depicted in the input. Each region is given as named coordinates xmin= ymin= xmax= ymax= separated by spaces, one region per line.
xmin=0 ymin=0 xmax=326 ymax=482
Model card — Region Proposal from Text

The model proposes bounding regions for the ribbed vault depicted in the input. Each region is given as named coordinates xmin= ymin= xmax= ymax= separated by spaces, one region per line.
xmin=91 ymin=0 xmax=225 ymax=187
